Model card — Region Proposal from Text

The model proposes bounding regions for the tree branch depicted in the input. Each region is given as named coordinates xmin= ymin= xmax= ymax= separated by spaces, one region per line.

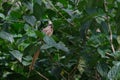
xmin=104 ymin=0 xmax=115 ymax=53
xmin=43 ymin=0 xmax=74 ymax=26
xmin=34 ymin=70 xmax=49 ymax=80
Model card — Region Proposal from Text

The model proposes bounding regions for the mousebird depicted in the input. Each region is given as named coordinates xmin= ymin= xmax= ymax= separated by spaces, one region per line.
xmin=42 ymin=20 xmax=53 ymax=36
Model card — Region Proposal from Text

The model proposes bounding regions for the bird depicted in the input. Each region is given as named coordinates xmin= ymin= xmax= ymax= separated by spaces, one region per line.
xmin=42 ymin=20 xmax=53 ymax=36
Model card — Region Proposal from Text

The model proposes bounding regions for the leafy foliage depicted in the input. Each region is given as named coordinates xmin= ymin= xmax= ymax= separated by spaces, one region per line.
xmin=0 ymin=0 xmax=120 ymax=80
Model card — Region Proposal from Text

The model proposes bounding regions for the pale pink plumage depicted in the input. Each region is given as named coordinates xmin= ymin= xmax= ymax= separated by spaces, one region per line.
xmin=42 ymin=21 xmax=53 ymax=36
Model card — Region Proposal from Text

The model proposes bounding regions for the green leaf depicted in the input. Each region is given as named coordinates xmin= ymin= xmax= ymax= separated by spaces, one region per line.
xmin=33 ymin=2 xmax=45 ymax=20
xmin=95 ymin=16 xmax=105 ymax=24
xmin=22 ymin=61 xmax=31 ymax=66
xmin=51 ymin=66 xmax=62 ymax=79
xmin=35 ymin=30 xmax=44 ymax=39
xmin=43 ymin=36 xmax=56 ymax=46
xmin=22 ymin=56 xmax=32 ymax=66
xmin=35 ymin=0 xmax=42 ymax=5
xmin=24 ymin=24 xmax=31 ymax=31
xmin=11 ymin=22 xmax=24 ymax=33
xmin=117 ymin=0 xmax=120 ymax=2
xmin=41 ymin=44 xmax=53 ymax=49
xmin=23 ymin=56 xmax=32 ymax=61
xmin=112 ymin=51 xmax=120 ymax=59
xmin=55 ymin=42 xmax=69 ymax=53
xmin=0 ymin=31 xmax=14 ymax=43
xmin=26 ymin=30 xmax=36 ymax=38
xmin=97 ymin=62 xmax=109 ymax=78
xmin=117 ymin=36 xmax=120 ymax=45
xmin=24 ymin=24 xmax=37 ymax=38
xmin=58 ymin=0 xmax=67 ymax=7
xmin=16 ymin=35 xmax=28 ymax=45
xmin=42 ymin=0 xmax=54 ymax=10
xmin=2 ymin=2 xmax=12 ymax=16
xmin=9 ymin=9 xmax=22 ymax=20
xmin=10 ymin=50 xmax=23 ymax=62
xmin=86 ymin=8 xmax=97 ymax=15
xmin=62 ymin=9 xmax=73 ymax=17
xmin=80 ymin=21 xmax=91 ymax=39
xmin=101 ymin=21 xmax=109 ymax=34
xmin=43 ymin=36 xmax=69 ymax=53
xmin=0 ymin=13 xmax=5 ymax=19
xmin=108 ymin=62 xmax=120 ymax=80
xmin=23 ymin=1 xmax=33 ymax=12
xmin=77 ymin=58 xmax=85 ymax=74
xmin=97 ymin=48 xmax=106 ymax=58
xmin=23 ymin=15 xmax=36 ymax=26
xmin=23 ymin=43 xmax=39 ymax=56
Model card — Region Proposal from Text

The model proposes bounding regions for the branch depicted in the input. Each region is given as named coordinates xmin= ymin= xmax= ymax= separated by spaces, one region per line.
xmin=68 ymin=64 xmax=78 ymax=79
xmin=28 ymin=49 xmax=40 ymax=77
xmin=56 ymin=10 xmax=74 ymax=26
xmin=29 ymin=49 xmax=40 ymax=71
xmin=43 ymin=0 xmax=74 ymax=26
xmin=104 ymin=0 xmax=115 ymax=53
xmin=34 ymin=70 xmax=49 ymax=80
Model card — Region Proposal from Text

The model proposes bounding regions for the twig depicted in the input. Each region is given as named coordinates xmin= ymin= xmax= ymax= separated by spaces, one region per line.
xmin=75 ymin=0 xmax=80 ymax=9
xmin=56 ymin=10 xmax=74 ymax=26
xmin=68 ymin=64 xmax=78 ymax=80
xmin=27 ymin=70 xmax=31 ymax=78
xmin=43 ymin=0 xmax=74 ymax=26
xmin=60 ymin=74 xmax=67 ymax=80
xmin=60 ymin=69 xmax=69 ymax=80
xmin=69 ymin=64 xmax=78 ymax=75
xmin=29 ymin=49 xmax=40 ymax=71
xmin=104 ymin=0 xmax=115 ymax=53
xmin=28 ymin=49 xmax=40 ymax=77
xmin=34 ymin=70 xmax=49 ymax=80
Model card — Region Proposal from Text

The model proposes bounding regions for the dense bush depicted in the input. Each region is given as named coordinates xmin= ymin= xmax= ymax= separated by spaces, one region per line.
xmin=0 ymin=0 xmax=120 ymax=80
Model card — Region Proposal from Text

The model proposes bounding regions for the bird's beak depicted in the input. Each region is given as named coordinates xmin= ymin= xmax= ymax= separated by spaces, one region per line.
xmin=48 ymin=20 xmax=52 ymax=25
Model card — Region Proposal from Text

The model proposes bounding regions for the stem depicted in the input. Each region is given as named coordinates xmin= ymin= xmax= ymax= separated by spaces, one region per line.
xmin=34 ymin=70 xmax=49 ymax=80
xmin=104 ymin=0 xmax=115 ymax=53
xmin=29 ymin=49 xmax=40 ymax=71
xmin=53 ymin=8 xmax=74 ymax=26
xmin=68 ymin=64 xmax=78 ymax=80
xmin=75 ymin=0 xmax=80 ymax=9
xmin=43 ymin=0 xmax=74 ymax=26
